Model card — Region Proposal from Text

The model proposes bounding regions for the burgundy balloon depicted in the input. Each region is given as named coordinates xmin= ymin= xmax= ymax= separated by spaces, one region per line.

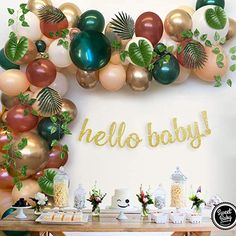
xmin=45 ymin=145 xmax=68 ymax=169
xmin=26 ymin=59 xmax=57 ymax=87
xmin=6 ymin=104 xmax=39 ymax=133
xmin=135 ymin=12 xmax=164 ymax=46
xmin=0 ymin=168 xmax=14 ymax=189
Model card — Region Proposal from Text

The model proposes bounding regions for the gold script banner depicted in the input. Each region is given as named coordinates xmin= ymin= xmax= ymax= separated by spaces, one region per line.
xmin=78 ymin=111 xmax=211 ymax=149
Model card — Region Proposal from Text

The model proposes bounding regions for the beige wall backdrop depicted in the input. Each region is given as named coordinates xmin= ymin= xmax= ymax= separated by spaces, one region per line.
xmin=0 ymin=0 xmax=236 ymax=231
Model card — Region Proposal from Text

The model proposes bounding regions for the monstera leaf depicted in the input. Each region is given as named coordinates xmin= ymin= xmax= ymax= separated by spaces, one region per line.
xmin=35 ymin=87 xmax=62 ymax=117
xmin=38 ymin=168 xmax=58 ymax=196
xmin=205 ymin=6 xmax=227 ymax=30
xmin=128 ymin=39 xmax=153 ymax=68
xmin=5 ymin=33 xmax=28 ymax=62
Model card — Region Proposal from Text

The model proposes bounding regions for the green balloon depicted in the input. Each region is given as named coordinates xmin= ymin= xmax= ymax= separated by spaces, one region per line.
xmin=196 ymin=0 xmax=225 ymax=10
xmin=77 ymin=10 xmax=105 ymax=32
xmin=37 ymin=118 xmax=64 ymax=146
xmin=35 ymin=40 xmax=46 ymax=53
xmin=152 ymin=54 xmax=180 ymax=85
xmin=0 ymin=49 xmax=19 ymax=70
xmin=70 ymin=30 xmax=111 ymax=71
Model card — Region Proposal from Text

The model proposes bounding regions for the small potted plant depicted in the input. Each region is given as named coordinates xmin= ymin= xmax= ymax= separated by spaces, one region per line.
xmin=31 ymin=192 xmax=48 ymax=215
xmin=189 ymin=186 xmax=206 ymax=214
xmin=136 ymin=185 xmax=154 ymax=217
xmin=87 ymin=183 xmax=106 ymax=216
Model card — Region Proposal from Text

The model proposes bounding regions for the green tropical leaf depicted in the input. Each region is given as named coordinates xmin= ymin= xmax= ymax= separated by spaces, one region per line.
xmin=110 ymin=12 xmax=134 ymax=40
xmin=35 ymin=87 xmax=62 ymax=117
xmin=205 ymin=6 xmax=227 ymax=30
xmin=38 ymin=169 xmax=58 ymax=196
xmin=7 ymin=8 xmax=15 ymax=15
xmin=5 ymin=35 xmax=28 ymax=62
xmin=128 ymin=39 xmax=153 ymax=68
xmin=227 ymin=79 xmax=232 ymax=87
xmin=38 ymin=6 xmax=66 ymax=23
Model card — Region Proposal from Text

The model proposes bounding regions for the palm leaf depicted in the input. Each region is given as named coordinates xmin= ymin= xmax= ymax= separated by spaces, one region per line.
xmin=205 ymin=6 xmax=227 ymax=30
xmin=183 ymin=40 xmax=207 ymax=69
xmin=5 ymin=34 xmax=28 ymax=62
xmin=36 ymin=87 xmax=62 ymax=117
xmin=38 ymin=6 xmax=66 ymax=23
xmin=128 ymin=39 xmax=153 ymax=68
xmin=110 ymin=12 xmax=134 ymax=40
xmin=38 ymin=169 xmax=58 ymax=196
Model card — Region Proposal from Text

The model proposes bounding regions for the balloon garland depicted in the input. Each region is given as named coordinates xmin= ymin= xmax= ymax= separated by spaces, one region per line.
xmin=0 ymin=0 xmax=235 ymax=218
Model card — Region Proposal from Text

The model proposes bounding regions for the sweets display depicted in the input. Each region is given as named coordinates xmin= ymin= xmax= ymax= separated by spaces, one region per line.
xmin=13 ymin=198 xmax=30 ymax=207
xmin=111 ymin=188 xmax=132 ymax=209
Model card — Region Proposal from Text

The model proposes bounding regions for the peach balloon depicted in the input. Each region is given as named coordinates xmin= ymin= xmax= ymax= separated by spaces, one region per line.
xmin=99 ymin=63 xmax=126 ymax=91
xmin=110 ymin=52 xmax=121 ymax=65
xmin=194 ymin=46 xmax=228 ymax=82
xmin=174 ymin=64 xmax=191 ymax=84
xmin=0 ymin=70 xmax=30 ymax=96
xmin=12 ymin=179 xmax=41 ymax=206
xmin=0 ymin=189 xmax=12 ymax=218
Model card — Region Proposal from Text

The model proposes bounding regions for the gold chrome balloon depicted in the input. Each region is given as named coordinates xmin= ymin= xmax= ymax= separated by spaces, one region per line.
xmin=59 ymin=3 xmax=82 ymax=28
xmin=8 ymin=132 xmax=49 ymax=179
xmin=226 ymin=18 xmax=236 ymax=41
xmin=164 ymin=9 xmax=192 ymax=42
xmin=27 ymin=0 xmax=52 ymax=15
xmin=126 ymin=64 xmax=151 ymax=91
xmin=76 ymin=69 xmax=99 ymax=89
xmin=61 ymin=98 xmax=78 ymax=121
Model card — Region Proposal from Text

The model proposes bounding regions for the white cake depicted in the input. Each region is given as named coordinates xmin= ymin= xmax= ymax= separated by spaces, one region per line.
xmin=111 ymin=188 xmax=132 ymax=209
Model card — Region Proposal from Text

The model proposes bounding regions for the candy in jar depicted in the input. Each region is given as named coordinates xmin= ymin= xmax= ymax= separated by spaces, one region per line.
xmin=170 ymin=167 xmax=187 ymax=209
xmin=74 ymin=184 xmax=86 ymax=210
xmin=53 ymin=167 xmax=69 ymax=208
xmin=154 ymin=184 xmax=166 ymax=210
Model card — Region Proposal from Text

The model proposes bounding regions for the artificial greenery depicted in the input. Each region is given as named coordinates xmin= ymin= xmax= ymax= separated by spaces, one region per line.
xmin=110 ymin=12 xmax=134 ymax=40
xmin=38 ymin=5 xmax=66 ymax=23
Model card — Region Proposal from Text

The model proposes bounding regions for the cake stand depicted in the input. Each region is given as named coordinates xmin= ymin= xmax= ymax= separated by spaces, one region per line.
xmin=117 ymin=209 xmax=128 ymax=220
xmin=12 ymin=206 xmax=32 ymax=219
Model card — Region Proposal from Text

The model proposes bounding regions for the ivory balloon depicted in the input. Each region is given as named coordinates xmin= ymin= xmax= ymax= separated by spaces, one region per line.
xmin=174 ymin=64 xmax=191 ymax=84
xmin=194 ymin=45 xmax=228 ymax=82
xmin=126 ymin=64 xmax=151 ymax=91
xmin=99 ymin=63 xmax=126 ymax=91
xmin=12 ymin=179 xmax=41 ymax=206
xmin=0 ymin=70 xmax=29 ymax=96
xmin=178 ymin=6 xmax=195 ymax=16
xmin=27 ymin=0 xmax=52 ymax=15
xmin=14 ymin=11 xmax=42 ymax=41
xmin=61 ymin=98 xmax=78 ymax=121
xmin=76 ymin=69 xmax=99 ymax=89
xmin=192 ymin=5 xmax=229 ymax=44
xmin=59 ymin=3 xmax=81 ymax=28
xmin=1 ymin=93 xmax=20 ymax=110
xmin=8 ymin=132 xmax=49 ymax=178
xmin=164 ymin=9 xmax=192 ymax=42
xmin=49 ymin=72 xmax=69 ymax=97
xmin=226 ymin=18 xmax=236 ymax=41
xmin=48 ymin=39 xmax=72 ymax=68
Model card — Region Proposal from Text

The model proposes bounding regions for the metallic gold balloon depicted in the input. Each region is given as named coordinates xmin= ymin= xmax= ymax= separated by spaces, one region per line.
xmin=178 ymin=6 xmax=195 ymax=16
xmin=1 ymin=94 xmax=20 ymax=110
xmin=59 ymin=3 xmax=82 ymax=28
xmin=8 ymin=132 xmax=49 ymax=179
xmin=126 ymin=64 xmax=151 ymax=91
xmin=164 ymin=9 xmax=192 ymax=42
xmin=76 ymin=69 xmax=99 ymax=89
xmin=61 ymin=98 xmax=78 ymax=121
xmin=226 ymin=18 xmax=236 ymax=41
xmin=27 ymin=0 xmax=52 ymax=15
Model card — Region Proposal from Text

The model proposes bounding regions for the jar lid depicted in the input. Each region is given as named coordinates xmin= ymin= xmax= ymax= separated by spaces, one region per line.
xmin=171 ymin=167 xmax=187 ymax=182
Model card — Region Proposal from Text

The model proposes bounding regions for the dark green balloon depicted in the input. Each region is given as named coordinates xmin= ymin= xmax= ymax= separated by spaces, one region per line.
xmin=70 ymin=30 xmax=111 ymax=71
xmin=196 ymin=0 xmax=225 ymax=10
xmin=152 ymin=54 xmax=180 ymax=85
xmin=1 ymin=208 xmax=15 ymax=220
xmin=77 ymin=10 xmax=105 ymax=32
xmin=37 ymin=118 xmax=64 ymax=146
xmin=35 ymin=40 xmax=47 ymax=53
xmin=0 ymin=49 xmax=19 ymax=70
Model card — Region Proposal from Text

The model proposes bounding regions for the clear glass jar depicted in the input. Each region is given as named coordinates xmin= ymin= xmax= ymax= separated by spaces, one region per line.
xmin=170 ymin=167 xmax=187 ymax=209
xmin=154 ymin=184 xmax=166 ymax=210
xmin=53 ymin=167 xmax=69 ymax=208
xmin=74 ymin=184 xmax=86 ymax=211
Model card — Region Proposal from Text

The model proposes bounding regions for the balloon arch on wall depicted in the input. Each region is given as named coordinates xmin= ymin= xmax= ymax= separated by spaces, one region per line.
xmin=0 ymin=0 xmax=236 ymax=223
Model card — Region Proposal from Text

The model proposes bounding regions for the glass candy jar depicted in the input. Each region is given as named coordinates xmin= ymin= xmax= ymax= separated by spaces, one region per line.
xmin=74 ymin=184 xmax=86 ymax=211
xmin=53 ymin=167 xmax=69 ymax=208
xmin=154 ymin=184 xmax=166 ymax=210
xmin=170 ymin=167 xmax=187 ymax=209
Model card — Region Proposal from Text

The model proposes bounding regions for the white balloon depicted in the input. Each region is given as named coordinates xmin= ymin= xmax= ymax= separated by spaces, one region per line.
xmin=49 ymin=72 xmax=69 ymax=97
xmin=192 ymin=5 xmax=229 ymax=45
xmin=125 ymin=37 xmax=153 ymax=66
xmin=14 ymin=11 xmax=42 ymax=41
xmin=48 ymin=39 xmax=72 ymax=68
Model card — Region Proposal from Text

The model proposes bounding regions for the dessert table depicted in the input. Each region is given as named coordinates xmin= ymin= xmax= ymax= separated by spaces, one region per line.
xmin=0 ymin=210 xmax=227 ymax=236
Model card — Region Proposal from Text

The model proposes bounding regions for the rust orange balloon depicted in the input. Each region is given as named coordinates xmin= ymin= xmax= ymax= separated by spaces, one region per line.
xmin=0 ymin=168 xmax=14 ymax=189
